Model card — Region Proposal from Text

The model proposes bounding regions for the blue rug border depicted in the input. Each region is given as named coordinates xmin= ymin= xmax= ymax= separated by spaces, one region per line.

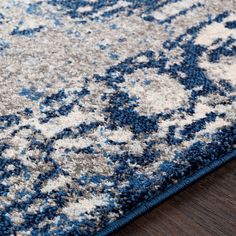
xmin=96 ymin=149 xmax=236 ymax=236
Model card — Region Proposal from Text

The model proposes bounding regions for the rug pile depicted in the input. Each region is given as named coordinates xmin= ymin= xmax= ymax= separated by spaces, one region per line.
xmin=0 ymin=0 xmax=235 ymax=235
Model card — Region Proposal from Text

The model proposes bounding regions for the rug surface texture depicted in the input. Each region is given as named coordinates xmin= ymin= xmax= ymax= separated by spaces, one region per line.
xmin=0 ymin=0 xmax=236 ymax=235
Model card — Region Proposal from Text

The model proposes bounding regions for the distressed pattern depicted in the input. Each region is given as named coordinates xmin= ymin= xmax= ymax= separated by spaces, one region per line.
xmin=0 ymin=0 xmax=236 ymax=235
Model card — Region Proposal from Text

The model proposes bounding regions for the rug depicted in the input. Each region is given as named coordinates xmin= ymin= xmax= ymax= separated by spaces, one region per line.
xmin=0 ymin=0 xmax=236 ymax=235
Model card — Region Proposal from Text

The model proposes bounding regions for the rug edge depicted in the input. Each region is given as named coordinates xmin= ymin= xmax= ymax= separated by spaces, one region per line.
xmin=95 ymin=149 xmax=236 ymax=236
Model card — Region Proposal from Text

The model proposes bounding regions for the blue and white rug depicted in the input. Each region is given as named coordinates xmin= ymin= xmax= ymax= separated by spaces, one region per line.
xmin=0 ymin=0 xmax=236 ymax=235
